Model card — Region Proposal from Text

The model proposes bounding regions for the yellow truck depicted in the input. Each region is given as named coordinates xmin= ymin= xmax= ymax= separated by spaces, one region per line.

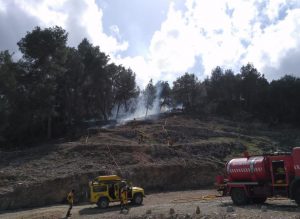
xmin=89 ymin=175 xmax=145 ymax=208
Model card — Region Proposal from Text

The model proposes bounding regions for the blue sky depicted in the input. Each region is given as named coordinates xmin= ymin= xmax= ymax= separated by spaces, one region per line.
xmin=0 ymin=0 xmax=300 ymax=87
xmin=98 ymin=0 xmax=170 ymax=57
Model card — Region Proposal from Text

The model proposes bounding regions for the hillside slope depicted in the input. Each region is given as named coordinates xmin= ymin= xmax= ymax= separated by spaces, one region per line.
xmin=0 ymin=113 xmax=299 ymax=210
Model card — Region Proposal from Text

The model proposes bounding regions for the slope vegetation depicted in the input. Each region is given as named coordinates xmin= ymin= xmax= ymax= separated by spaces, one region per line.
xmin=0 ymin=113 xmax=299 ymax=210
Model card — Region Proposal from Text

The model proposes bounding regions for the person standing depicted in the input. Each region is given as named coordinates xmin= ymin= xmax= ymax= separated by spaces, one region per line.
xmin=66 ymin=189 xmax=75 ymax=217
xmin=120 ymin=183 xmax=129 ymax=213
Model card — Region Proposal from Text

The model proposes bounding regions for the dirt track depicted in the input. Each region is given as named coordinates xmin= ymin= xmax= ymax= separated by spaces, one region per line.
xmin=1 ymin=189 xmax=300 ymax=219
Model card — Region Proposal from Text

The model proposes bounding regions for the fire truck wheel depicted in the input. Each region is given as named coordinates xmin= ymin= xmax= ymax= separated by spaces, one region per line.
xmin=294 ymin=187 xmax=300 ymax=205
xmin=231 ymin=188 xmax=248 ymax=205
xmin=252 ymin=197 xmax=267 ymax=204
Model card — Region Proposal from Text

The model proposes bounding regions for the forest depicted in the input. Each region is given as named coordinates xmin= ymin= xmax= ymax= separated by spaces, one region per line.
xmin=1 ymin=26 xmax=300 ymax=148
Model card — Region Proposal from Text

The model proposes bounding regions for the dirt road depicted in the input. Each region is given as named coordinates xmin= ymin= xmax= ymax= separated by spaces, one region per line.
xmin=1 ymin=190 xmax=300 ymax=219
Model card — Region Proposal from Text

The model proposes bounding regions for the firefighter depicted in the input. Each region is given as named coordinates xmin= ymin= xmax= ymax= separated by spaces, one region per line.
xmin=120 ymin=182 xmax=129 ymax=213
xmin=138 ymin=132 xmax=145 ymax=144
xmin=66 ymin=189 xmax=75 ymax=217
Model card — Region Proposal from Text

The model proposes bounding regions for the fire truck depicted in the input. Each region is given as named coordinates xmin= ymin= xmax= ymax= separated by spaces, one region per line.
xmin=216 ymin=147 xmax=300 ymax=205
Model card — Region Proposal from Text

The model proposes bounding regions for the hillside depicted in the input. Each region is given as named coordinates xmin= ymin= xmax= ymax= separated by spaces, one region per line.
xmin=0 ymin=113 xmax=300 ymax=210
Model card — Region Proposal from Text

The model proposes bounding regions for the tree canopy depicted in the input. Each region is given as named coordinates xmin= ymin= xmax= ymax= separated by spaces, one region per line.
xmin=0 ymin=26 xmax=139 ymax=147
xmin=143 ymin=79 xmax=156 ymax=117
xmin=1 ymin=25 xmax=300 ymax=149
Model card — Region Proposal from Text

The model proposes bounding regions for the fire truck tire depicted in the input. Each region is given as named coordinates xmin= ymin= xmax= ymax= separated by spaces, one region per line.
xmin=231 ymin=188 xmax=248 ymax=205
xmin=252 ymin=197 xmax=267 ymax=204
xmin=97 ymin=197 xmax=109 ymax=209
xmin=294 ymin=187 xmax=300 ymax=205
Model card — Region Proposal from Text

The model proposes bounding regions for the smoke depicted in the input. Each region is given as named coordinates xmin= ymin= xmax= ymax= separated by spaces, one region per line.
xmin=112 ymin=82 xmax=166 ymax=124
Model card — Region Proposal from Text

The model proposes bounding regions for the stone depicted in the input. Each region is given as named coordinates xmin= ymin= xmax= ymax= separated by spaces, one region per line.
xmin=169 ymin=208 xmax=175 ymax=215
xmin=158 ymin=213 xmax=165 ymax=219
xmin=146 ymin=209 xmax=152 ymax=214
xmin=196 ymin=206 xmax=201 ymax=214
xmin=261 ymin=205 xmax=267 ymax=212
xmin=226 ymin=206 xmax=234 ymax=212
xmin=184 ymin=213 xmax=191 ymax=219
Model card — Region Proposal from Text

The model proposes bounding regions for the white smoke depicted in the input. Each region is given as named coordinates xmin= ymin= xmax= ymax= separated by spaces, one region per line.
xmin=112 ymin=82 xmax=165 ymax=124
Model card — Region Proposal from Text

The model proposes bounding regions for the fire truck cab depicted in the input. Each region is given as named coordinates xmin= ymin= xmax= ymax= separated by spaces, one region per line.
xmin=216 ymin=147 xmax=300 ymax=205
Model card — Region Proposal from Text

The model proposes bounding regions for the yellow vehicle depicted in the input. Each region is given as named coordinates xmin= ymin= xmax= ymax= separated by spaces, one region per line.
xmin=89 ymin=175 xmax=145 ymax=208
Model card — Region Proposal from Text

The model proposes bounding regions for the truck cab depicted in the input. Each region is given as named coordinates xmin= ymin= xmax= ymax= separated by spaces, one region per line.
xmin=89 ymin=175 xmax=145 ymax=208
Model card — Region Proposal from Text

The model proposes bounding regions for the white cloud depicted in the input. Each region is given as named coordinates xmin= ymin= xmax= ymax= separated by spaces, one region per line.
xmin=113 ymin=55 xmax=161 ymax=87
xmin=0 ymin=0 xmax=7 ymax=13
xmin=1 ymin=0 xmax=300 ymax=87
xmin=111 ymin=0 xmax=300 ymax=86
xmin=142 ymin=0 xmax=300 ymax=81
xmin=17 ymin=0 xmax=68 ymax=27
xmin=110 ymin=25 xmax=120 ymax=36
xmin=245 ymin=8 xmax=300 ymax=73
xmin=148 ymin=0 xmax=248 ymax=77
xmin=265 ymin=0 xmax=287 ymax=21
xmin=0 ymin=0 xmax=127 ymax=56
xmin=149 ymin=4 xmax=198 ymax=73
xmin=79 ymin=0 xmax=128 ymax=55
xmin=251 ymin=9 xmax=300 ymax=78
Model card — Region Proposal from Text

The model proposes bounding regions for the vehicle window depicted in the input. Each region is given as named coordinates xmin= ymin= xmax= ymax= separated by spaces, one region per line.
xmin=93 ymin=185 xmax=107 ymax=192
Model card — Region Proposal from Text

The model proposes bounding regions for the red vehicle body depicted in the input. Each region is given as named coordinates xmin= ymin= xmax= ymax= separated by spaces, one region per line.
xmin=216 ymin=147 xmax=300 ymax=205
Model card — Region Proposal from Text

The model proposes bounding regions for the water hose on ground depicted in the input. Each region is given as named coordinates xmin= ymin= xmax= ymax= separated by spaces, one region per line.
xmin=171 ymin=194 xmax=222 ymax=203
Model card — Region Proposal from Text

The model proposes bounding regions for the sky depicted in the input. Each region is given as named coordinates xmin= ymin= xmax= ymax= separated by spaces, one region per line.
xmin=0 ymin=0 xmax=300 ymax=87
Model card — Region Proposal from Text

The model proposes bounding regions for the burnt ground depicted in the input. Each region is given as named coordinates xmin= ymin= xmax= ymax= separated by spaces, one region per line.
xmin=0 ymin=113 xmax=300 ymax=211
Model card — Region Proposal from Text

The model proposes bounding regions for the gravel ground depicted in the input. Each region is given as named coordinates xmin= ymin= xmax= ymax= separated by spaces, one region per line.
xmin=1 ymin=189 xmax=300 ymax=219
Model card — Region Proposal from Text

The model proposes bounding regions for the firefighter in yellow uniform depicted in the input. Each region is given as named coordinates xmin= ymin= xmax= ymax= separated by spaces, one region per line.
xmin=120 ymin=182 xmax=129 ymax=212
xmin=66 ymin=189 xmax=75 ymax=217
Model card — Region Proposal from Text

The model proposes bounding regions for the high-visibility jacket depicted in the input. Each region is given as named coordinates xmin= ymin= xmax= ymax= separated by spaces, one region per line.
xmin=120 ymin=188 xmax=128 ymax=203
xmin=67 ymin=192 xmax=74 ymax=204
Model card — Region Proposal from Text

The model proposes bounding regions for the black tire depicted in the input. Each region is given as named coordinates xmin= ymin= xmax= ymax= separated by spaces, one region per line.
xmin=294 ymin=186 xmax=300 ymax=205
xmin=97 ymin=197 xmax=109 ymax=209
xmin=252 ymin=197 xmax=267 ymax=204
xmin=132 ymin=193 xmax=143 ymax=205
xmin=231 ymin=188 xmax=249 ymax=205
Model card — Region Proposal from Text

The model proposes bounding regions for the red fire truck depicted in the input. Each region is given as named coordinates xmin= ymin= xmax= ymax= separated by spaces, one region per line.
xmin=216 ymin=147 xmax=300 ymax=205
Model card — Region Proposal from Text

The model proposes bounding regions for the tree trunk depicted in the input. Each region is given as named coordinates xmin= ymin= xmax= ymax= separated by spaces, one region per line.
xmin=116 ymin=103 xmax=121 ymax=120
xmin=145 ymin=106 xmax=148 ymax=117
xmin=47 ymin=114 xmax=52 ymax=139
xmin=124 ymin=100 xmax=128 ymax=111
xmin=100 ymin=105 xmax=108 ymax=120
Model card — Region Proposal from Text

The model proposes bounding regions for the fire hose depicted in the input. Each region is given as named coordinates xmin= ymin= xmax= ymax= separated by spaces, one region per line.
xmin=171 ymin=194 xmax=223 ymax=203
xmin=171 ymin=195 xmax=289 ymax=204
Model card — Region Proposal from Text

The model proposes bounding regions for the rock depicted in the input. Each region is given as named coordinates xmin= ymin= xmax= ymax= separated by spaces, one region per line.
xmin=146 ymin=209 xmax=152 ymax=214
xmin=226 ymin=206 xmax=234 ymax=212
xmin=200 ymin=216 xmax=211 ymax=219
xmin=169 ymin=208 xmax=175 ymax=215
xmin=261 ymin=205 xmax=267 ymax=212
xmin=184 ymin=213 xmax=191 ymax=219
xmin=158 ymin=213 xmax=165 ymax=219
xmin=83 ymin=164 xmax=93 ymax=169
xmin=196 ymin=206 xmax=201 ymax=214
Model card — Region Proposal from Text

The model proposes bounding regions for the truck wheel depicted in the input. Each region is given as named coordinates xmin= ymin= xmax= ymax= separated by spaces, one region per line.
xmin=252 ymin=197 xmax=267 ymax=204
xmin=97 ymin=197 xmax=109 ymax=209
xmin=294 ymin=187 xmax=300 ymax=205
xmin=231 ymin=188 xmax=248 ymax=205
xmin=132 ymin=193 xmax=143 ymax=205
